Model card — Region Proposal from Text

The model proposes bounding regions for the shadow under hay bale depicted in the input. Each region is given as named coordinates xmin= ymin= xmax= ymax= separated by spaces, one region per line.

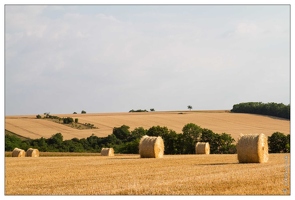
xmin=101 ymin=148 xmax=114 ymax=156
xmin=139 ymin=135 xmax=164 ymax=158
xmin=25 ymin=148 xmax=40 ymax=157
xmin=195 ymin=142 xmax=210 ymax=154
xmin=12 ymin=148 xmax=25 ymax=157
xmin=237 ymin=133 xmax=269 ymax=163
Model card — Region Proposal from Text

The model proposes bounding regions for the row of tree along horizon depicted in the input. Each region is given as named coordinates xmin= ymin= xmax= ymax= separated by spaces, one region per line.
xmin=37 ymin=102 xmax=290 ymax=119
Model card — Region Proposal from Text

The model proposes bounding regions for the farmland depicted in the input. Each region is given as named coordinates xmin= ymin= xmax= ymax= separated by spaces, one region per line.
xmin=5 ymin=110 xmax=290 ymax=141
xmin=5 ymin=153 xmax=290 ymax=195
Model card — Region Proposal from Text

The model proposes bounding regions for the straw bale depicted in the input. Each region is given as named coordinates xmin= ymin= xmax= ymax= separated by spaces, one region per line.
xmin=101 ymin=148 xmax=114 ymax=156
xmin=139 ymin=135 xmax=164 ymax=158
xmin=195 ymin=142 xmax=210 ymax=154
xmin=237 ymin=133 xmax=269 ymax=163
xmin=25 ymin=148 xmax=40 ymax=157
xmin=11 ymin=148 xmax=25 ymax=157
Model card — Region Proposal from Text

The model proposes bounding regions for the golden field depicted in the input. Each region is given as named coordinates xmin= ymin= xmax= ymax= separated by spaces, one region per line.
xmin=5 ymin=153 xmax=290 ymax=195
xmin=5 ymin=110 xmax=290 ymax=141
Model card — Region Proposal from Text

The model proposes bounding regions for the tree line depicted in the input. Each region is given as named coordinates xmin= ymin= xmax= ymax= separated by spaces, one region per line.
xmin=5 ymin=123 xmax=289 ymax=154
xmin=231 ymin=102 xmax=290 ymax=119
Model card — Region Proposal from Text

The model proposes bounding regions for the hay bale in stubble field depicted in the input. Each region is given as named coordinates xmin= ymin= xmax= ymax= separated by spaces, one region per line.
xmin=195 ymin=142 xmax=210 ymax=154
xmin=25 ymin=148 xmax=40 ymax=157
xmin=237 ymin=133 xmax=269 ymax=163
xmin=139 ymin=135 xmax=164 ymax=158
xmin=101 ymin=148 xmax=114 ymax=156
xmin=12 ymin=148 xmax=25 ymax=157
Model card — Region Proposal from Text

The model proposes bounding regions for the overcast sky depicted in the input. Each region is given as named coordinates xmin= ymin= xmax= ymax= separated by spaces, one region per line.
xmin=4 ymin=4 xmax=290 ymax=115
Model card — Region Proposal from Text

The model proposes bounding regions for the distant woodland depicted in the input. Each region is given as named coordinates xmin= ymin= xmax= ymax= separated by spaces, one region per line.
xmin=231 ymin=102 xmax=290 ymax=119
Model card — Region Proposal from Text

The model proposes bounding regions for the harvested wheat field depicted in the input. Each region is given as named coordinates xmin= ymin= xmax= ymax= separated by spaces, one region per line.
xmin=5 ymin=153 xmax=290 ymax=195
xmin=5 ymin=111 xmax=290 ymax=141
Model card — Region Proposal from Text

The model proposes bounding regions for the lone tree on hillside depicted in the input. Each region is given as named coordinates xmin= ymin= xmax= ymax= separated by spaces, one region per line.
xmin=187 ymin=105 xmax=192 ymax=111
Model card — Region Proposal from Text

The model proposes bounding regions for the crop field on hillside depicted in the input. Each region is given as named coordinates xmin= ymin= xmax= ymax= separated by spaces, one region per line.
xmin=5 ymin=153 xmax=290 ymax=195
xmin=5 ymin=111 xmax=290 ymax=141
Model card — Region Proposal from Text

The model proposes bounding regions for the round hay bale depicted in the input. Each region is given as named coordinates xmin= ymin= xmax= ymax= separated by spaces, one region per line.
xmin=195 ymin=142 xmax=210 ymax=154
xmin=237 ymin=133 xmax=269 ymax=163
xmin=11 ymin=148 xmax=25 ymax=157
xmin=25 ymin=148 xmax=40 ymax=157
xmin=101 ymin=148 xmax=114 ymax=156
xmin=139 ymin=135 xmax=164 ymax=158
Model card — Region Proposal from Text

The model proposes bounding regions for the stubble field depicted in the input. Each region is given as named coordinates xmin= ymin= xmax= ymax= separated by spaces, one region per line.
xmin=5 ymin=110 xmax=290 ymax=141
xmin=5 ymin=111 xmax=291 ymax=195
xmin=5 ymin=153 xmax=290 ymax=195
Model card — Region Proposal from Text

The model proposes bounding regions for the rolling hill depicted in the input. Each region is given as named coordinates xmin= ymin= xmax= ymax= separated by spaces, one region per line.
xmin=5 ymin=110 xmax=290 ymax=141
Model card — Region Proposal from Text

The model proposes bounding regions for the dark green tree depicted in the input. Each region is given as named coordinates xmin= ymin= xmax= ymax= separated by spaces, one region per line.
xmin=112 ymin=125 xmax=131 ymax=141
xmin=268 ymin=132 xmax=288 ymax=153
xmin=86 ymin=134 xmax=102 ymax=151
xmin=200 ymin=128 xmax=220 ymax=154
xmin=285 ymin=134 xmax=290 ymax=153
xmin=103 ymin=134 xmax=122 ymax=146
xmin=182 ymin=123 xmax=202 ymax=141
xmin=5 ymin=134 xmax=23 ymax=151
xmin=181 ymin=123 xmax=202 ymax=154
xmin=118 ymin=139 xmax=141 ymax=154
xmin=163 ymin=129 xmax=179 ymax=154
xmin=146 ymin=126 xmax=178 ymax=154
xmin=61 ymin=138 xmax=85 ymax=152
xmin=34 ymin=137 xmax=48 ymax=152
xmin=130 ymin=127 xmax=147 ymax=141
xmin=47 ymin=133 xmax=63 ymax=147
xmin=217 ymin=133 xmax=236 ymax=154
xmin=63 ymin=117 xmax=74 ymax=124
xmin=187 ymin=105 xmax=192 ymax=111
xmin=146 ymin=126 xmax=169 ymax=137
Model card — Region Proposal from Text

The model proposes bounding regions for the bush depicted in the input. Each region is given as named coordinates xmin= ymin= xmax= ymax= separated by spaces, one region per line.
xmin=130 ymin=127 xmax=147 ymax=141
xmin=84 ymin=123 xmax=95 ymax=128
xmin=200 ymin=128 xmax=235 ymax=154
xmin=81 ymin=110 xmax=86 ymax=114
xmin=129 ymin=109 xmax=148 ymax=112
xmin=112 ymin=125 xmax=131 ymax=141
xmin=181 ymin=123 xmax=202 ymax=154
xmin=63 ymin=117 xmax=74 ymax=124
xmin=117 ymin=139 xmax=141 ymax=154
xmin=5 ymin=134 xmax=23 ymax=151
xmin=268 ymin=132 xmax=290 ymax=153
xmin=75 ymin=118 xmax=78 ymax=123
xmin=36 ymin=114 xmax=42 ymax=119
